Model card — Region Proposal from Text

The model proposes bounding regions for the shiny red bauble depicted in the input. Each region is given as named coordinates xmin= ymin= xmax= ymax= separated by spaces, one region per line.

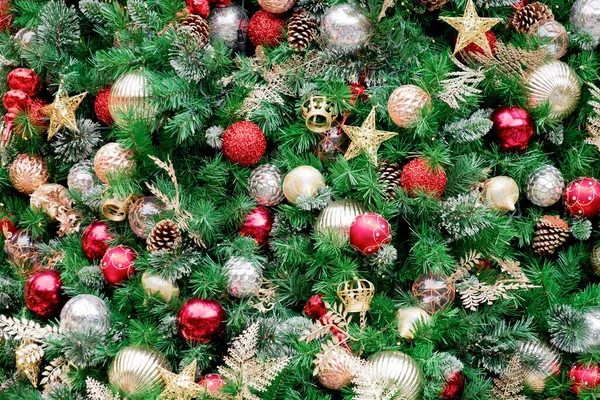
xmin=458 ymin=30 xmax=497 ymax=59
xmin=24 ymin=270 xmax=62 ymax=318
xmin=400 ymin=158 xmax=447 ymax=198
xmin=568 ymin=363 xmax=600 ymax=395
xmin=197 ymin=373 xmax=226 ymax=392
xmin=0 ymin=0 xmax=12 ymax=31
xmin=186 ymin=0 xmax=210 ymax=18
xmin=94 ymin=86 xmax=113 ymax=126
xmin=210 ymin=0 xmax=231 ymax=7
xmin=0 ymin=217 xmax=17 ymax=236
xmin=101 ymin=245 xmax=136 ymax=285
xmin=440 ymin=371 xmax=465 ymax=400
xmin=248 ymin=10 xmax=286 ymax=47
xmin=490 ymin=106 xmax=535 ymax=152
xmin=304 ymin=294 xmax=327 ymax=319
xmin=563 ymin=177 xmax=600 ymax=218
xmin=222 ymin=121 xmax=266 ymax=166
xmin=7 ymin=68 xmax=41 ymax=97
xmin=349 ymin=212 xmax=392 ymax=255
xmin=240 ymin=206 xmax=273 ymax=246
xmin=178 ymin=298 xmax=226 ymax=344
xmin=82 ymin=221 xmax=115 ymax=261
xmin=2 ymin=89 xmax=31 ymax=113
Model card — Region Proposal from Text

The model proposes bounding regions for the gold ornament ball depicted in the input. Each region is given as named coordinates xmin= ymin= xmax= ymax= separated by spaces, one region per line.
xmin=108 ymin=346 xmax=170 ymax=396
xmin=30 ymin=184 xmax=72 ymax=221
xmin=316 ymin=346 xmax=356 ymax=390
xmin=258 ymin=0 xmax=295 ymax=14
xmin=482 ymin=176 xmax=519 ymax=213
xmin=283 ymin=165 xmax=326 ymax=204
xmin=9 ymin=154 xmax=49 ymax=194
xmin=396 ymin=307 xmax=431 ymax=340
xmin=387 ymin=85 xmax=430 ymax=128
xmin=314 ymin=199 xmax=366 ymax=245
xmin=142 ymin=272 xmax=180 ymax=302
xmin=109 ymin=70 xmax=158 ymax=127
xmin=93 ymin=142 xmax=136 ymax=184
xmin=526 ymin=61 xmax=581 ymax=120
xmin=592 ymin=245 xmax=600 ymax=275
xmin=367 ymin=351 xmax=423 ymax=400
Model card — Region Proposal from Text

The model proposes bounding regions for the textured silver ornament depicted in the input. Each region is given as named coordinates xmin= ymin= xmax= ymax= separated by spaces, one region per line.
xmin=314 ymin=199 xmax=366 ymax=244
xmin=526 ymin=165 xmax=565 ymax=207
xmin=571 ymin=0 xmax=600 ymax=39
xmin=108 ymin=346 xmax=169 ymax=396
xmin=517 ymin=341 xmax=561 ymax=393
xmin=68 ymin=160 xmax=102 ymax=196
xmin=367 ymin=351 xmax=423 ymax=400
xmin=109 ymin=71 xmax=158 ymax=127
xmin=320 ymin=4 xmax=373 ymax=56
xmin=208 ymin=5 xmax=249 ymax=49
xmin=526 ymin=61 xmax=581 ymax=120
xmin=60 ymin=294 xmax=110 ymax=336
xmin=249 ymin=164 xmax=284 ymax=206
xmin=223 ymin=257 xmax=262 ymax=298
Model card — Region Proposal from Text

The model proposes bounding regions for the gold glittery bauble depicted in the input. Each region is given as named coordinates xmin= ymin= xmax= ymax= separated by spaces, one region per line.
xmin=387 ymin=85 xmax=430 ymax=128
xmin=526 ymin=61 xmax=581 ymax=120
xmin=258 ymin=0 xmax=295 ymax=14
xmin=30 ymin=184 xmax=71 ymax=220
xmin=396 ymin=306 xmax=431 ymax=340
xmin=109 ymin=71 xmax=158 ymax=127
xmin=108 ymin=346 xmax=170 ymax=396
xmin=142 ymin=272 xmax=180 ymax=302
xmin=482 ymin=176 xmax=519 ymax=213
xmin=93 ymin=142 xmax=136 ymax=184
xmin=367 ymin=351 xmax=423 ymax=400
xmin=9 ymin=154 xmax=49 ymax=194
xmin=314 ymin=199 xmax=366 ymax=244
xmin=283 ymin=165 xmax=325 ymax=204
xmin=316 ymin=346 xmax=356 ymax=390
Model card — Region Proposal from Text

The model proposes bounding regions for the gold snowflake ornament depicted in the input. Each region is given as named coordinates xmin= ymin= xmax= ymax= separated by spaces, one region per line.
xmin=41 ymin=87 xmax=87 ymax=140
xmin=342 ymin=107 xmax=397 ymax=165
xmin=158 ymin=359 xmax=205 ymax=400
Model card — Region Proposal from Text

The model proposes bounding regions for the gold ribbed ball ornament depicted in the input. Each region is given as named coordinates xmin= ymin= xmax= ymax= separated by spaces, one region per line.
xmin=108 ymin=346 xmax=170 ymax=396
xmin=258 ymin=0 xmax=295 ymax=14
xmin=93 ymin=142 xmax=136 ymax=184
xmin=315 ymin=346 xmax=357 ymax=390
xmin=482 ymin=176 xmax=519 ymax=213
xmin=283 ymin=166 xmax=326 ymax=204
xmin=387 ymin=85 xmax=430 ymax=128
xmin=9 ymin=154 xmax=49 ymax=194
xmin=141 ymin=272 xmax=180 ymax=302
xmin=367 ymin=351 xmax=423 ymax=400
xmin=526 ymin=61 xmax=581 ymax=120
xmin=109 ymin=70 xmax=158 ymax=127
xmin=396 ymin=306 xmax=431 ymax=340
xmin=314 ymin=199 xmax=366 ymax=244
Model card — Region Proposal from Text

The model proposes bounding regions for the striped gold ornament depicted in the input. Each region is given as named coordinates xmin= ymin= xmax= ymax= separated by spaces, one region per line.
xmin=108 ymin=71 xmax=158 ymax=126
xmin=108 ymin=346 xmax=170 ymax=396
xmin=315 ymin=199 xmax=366 ymax=244
xmin=366 ymin=351 xmax=423 ymax=400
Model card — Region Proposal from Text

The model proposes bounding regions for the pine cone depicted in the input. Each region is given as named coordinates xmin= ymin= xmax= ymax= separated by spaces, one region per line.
xmin=378 ymin=160 xmax=402 ymax=200
xmin=287 ymin=10 xmax=317 ymax=51
xmin=532 ymin=215 xmax=569 ymax=255
xmin=147 ymin=220 xmax=182 ymax=253
xmin=511 ymin=2 xmax=554 ymax=33
xmin=419 ymin=0 xmax=447 ymax=11
xmin=178 ymin=14 xmax=210 ymax=46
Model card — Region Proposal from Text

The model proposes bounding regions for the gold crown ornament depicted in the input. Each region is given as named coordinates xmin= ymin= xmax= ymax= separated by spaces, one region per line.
xmin=302 ymin=95 xmax=338 ymax=133
xmin=337 ymin=278 xmax=375 ymax=313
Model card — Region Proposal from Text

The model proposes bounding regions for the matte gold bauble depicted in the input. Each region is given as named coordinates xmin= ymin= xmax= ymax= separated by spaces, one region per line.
xmin=316 ymin=346 xmax=356 ymax=390
xmin=109 ymin=71 xmax=158 ymax=127
xmin=93 ymin=142 xmax=136 ymax=184
xmin=283 ymin=166 xmax=325 ymax=204
xmin=367 ymin=351 xmax=423 ymax=400
xmin=396 ymin=307 xmax=431 ymax=339
xmin=9 ymin=154 xmax=49 ymax=194
xmin=387 ymin=85 xmax=430 ymax=128
xmin=482 ymin=176 xmax=519 ymax=213
xmin=108 ymin=346 xmax=170 ymax=396
xmin=142 ymin=272 xmax=180 ymax=302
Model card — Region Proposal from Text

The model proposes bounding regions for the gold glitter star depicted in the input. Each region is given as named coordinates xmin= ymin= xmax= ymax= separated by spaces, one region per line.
xmin=41 ymin=86 xmax=87 ymax=140
xmin=440 ymin=0 xmax=502 ymax=56
xmin=158 ymin=359 xmax=205 ymax=400
xmin=342 ymin=107 xmax=397 ymax=165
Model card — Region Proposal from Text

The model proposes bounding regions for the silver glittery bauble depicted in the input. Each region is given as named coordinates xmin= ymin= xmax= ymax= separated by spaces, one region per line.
xmin=108 ymin=346 xmax=169 ymax=396
xmin=367 ymin=351 xmax=423 ymax=400
xmin=60 ymin=294 xmax=110 ymax=335
xmin=208 ymin=5 xmax=249 ymax=49
xmin=526 ymin=165 xmax=565 ymax=207
xmin=249 ymin=164 xmax=284 ymax=206
xmin=571 ymin=0 xmax=600 ymax=39
xmin=585 ymin=310 xmax=600 ymax=348
xmin=68 ymin=160 xmax=102 ymax=196
xmin=109 ymin=71 xmax=159 ymax=127
xmin=223 ymin=257 xmax=262 ymax=298
xmin=320 ymin=4 xmax=373 ymax=56
xmin=314 ymin=199 xmax=366 ymax=244
xmin=526 ymin=61 xmax=581 ymax=120
xmin=517 ymin=341 xmax=561 ymax=393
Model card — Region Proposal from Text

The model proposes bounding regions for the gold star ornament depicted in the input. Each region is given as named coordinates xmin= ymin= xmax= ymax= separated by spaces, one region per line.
xmin=158 ymin=359 xmax=206 ymax=400
xmin=41 ymin=86 xmax=87 ymax=140
xmin=440 ymin=0 xmax=502 ymax=56
xmin=342 ymin=107 xmax=397 ymax=165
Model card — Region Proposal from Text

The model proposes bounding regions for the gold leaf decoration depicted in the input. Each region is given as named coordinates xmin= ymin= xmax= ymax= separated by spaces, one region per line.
xmin=585 ymin=82 xmax=600 ymax=152
xmin=16 ymin=338 xmax=43 ymax=387
xmin=438 ymin=55 xmax=485 ymax=110
xmin=491 ymin=355 xmax=527 ymax=400
xmin=86 ymin=377 xmax=121 ymax=400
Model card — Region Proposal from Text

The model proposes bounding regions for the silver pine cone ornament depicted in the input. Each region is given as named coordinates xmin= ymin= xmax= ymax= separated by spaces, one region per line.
xmin=147 ymin=220 xmax=182 ymax=252
xmin=287 ymin=10 xmax=317 ymax=51
xmin=511 ymin=2 xmax=554 ymax=33
xmin=532 ymin=215 xmax=570 ymax=255
xmin=526 ymin=165 xmax=564 ymax=207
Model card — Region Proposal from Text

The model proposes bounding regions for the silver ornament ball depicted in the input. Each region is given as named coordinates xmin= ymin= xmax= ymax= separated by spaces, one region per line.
xmin=571 ymin=0 xmax=600 ymax=39
xmin=208 ymin=5 xmax=249 ymax=49
xmin=586 ymin=309 xmax=600 ymax=348
xmin=68 ymin=160 xmax=102 ymax=196
xmin=223 ymin=257 xmax=262 ymax=298
xmin=526 ymin=165 xmax=565 ymax=207
xmin=320 ymin=4 xmax=373 ymax=56
xmin=367 ymin=351 xmax=423 ymax=400
xmin=314 ymin=199 xmax=366 ymax=245
xmin=249 ymin=164 xmax=284 ymax=206
xmin=60 ymin=294 xmax=111 ymax=336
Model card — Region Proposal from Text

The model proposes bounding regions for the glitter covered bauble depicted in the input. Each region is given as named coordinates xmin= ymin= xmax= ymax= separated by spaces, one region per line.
xmin=93 ymin=142 xmax=136 ymax=184
xmin=441 ymin=371 xmax=464 ymax=400
xmin=4 ymin=230 xmax=40 ymax=271
xmin=564 ymin=177 xmax=600 ymax=217
xmin=283 ymin=165 xmax=326 ymax=204
xmin=177 ymin=298 xmax=226 ymax=344
xmin=222 ymin=121 xmax=266 ymax=166
xmin=320 ymin=4 xmax=372 ymax=56
xmin=400 ymin=158 xmax=447 ymax=198
xmin=412 ymin=273 xmax=455 ymax=314
xmin=208 ymin=5 xmax=249 ymax=49
xmin=530 ymin=19 xmax=568 ymax=59
xmin=109 ymin=346 xmax=170 ymax=396
xmin=109 ymin=71 xmax=158 ymax=127
xmin=186 ymin=0 xmax=210 ymax=18
xmin=526 ymin=61 xmax=581 ymax=120
xmin=248 ymin=164 xmax=284 ymax=206
xmin=571 ymin=0 xmax=600 ymax=39
xmin=349 ymin=212 xmax=392 ymax=255
xmin=367 ymin=351 xmax=423 ymax=400
xmin=518 ymin=341 xmax=561 ymax=393
xmin=491 ymin=106 xmax=534 ymax=152
xmin=197 ymin=373 xmax=226 ymax=392
xmin=248 ymin=10 xmax=285 ymax=47
xmin=24 ymin=270 xmax=62 ymax=318
xmin=240 ymin=206 xmax=273 ymax=246
xmin=315 ymin=199 xmax=367 ymax=244
xmin=568 ymin=363 xmax=600 ymax=395
xmin=9 ymin=154 xmax=49 ymax=194
xmin=7 ymin=68 xmax=41 ymax=97
xmin=81 ymin=221 xmax=115 ymax=261
xmin=30 ymin=183 xmax=73 ymax=221
xmin=304 ymin=294 xmax=327 ymax=319
xmin=60 ymin=294 xmax=110 ymax=335
xmin=396 ymin=306 xmax=431 ymax=340
xmin=316 ymin=346 xmax=356 ymax=390
xmin=94 ymin=86 xmax=113 ymax=125
xmin=0 ymin=0 xmax=12 ymax=31
xmin=387 ymin=85 xmax=430 ymax=128
xmin=68 ymin=160 xmax=102 ymax=196
xmin=128 ymin=196 xmax=165 ymax=239
xmin=141 ymin=272 xmax=180 ymax=302
xmin=223 ymin=257 xmax=263 ymax=298
xmin=526 ymin=165 xmax=564 ymax=207
xmin=258 ymin=0 xmax=295 ymax=13
xmin=483 ymin=176 xmax=519 ymax=213
xmin=101 ymin=245 xmax=137 ymax=285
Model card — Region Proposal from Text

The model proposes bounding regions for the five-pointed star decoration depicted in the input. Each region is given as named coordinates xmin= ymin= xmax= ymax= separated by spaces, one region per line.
xmin=341 ymin=107 xmax=397 ymax=165
xmin=158 ymin=359 xmax=206 ymax=400
xmin=440 ymin=0 xmax=502 ymax=56
xmin=41 ymin=86 xmax=87 ymax=140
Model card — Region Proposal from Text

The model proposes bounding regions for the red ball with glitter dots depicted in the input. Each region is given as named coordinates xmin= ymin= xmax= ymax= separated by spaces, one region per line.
xmin=248 ymin=10 xmax=285 ymax=47
xmin=222 ymin=121 xmax=266 ymax=166
xmin=400 ymin=158 xmax=447 ymax=198
xmin=101 ymin=245 xmax=137 ymax=285
xmin=563 ymin=177 xmax=600 ymax=218
xmin=568 ymin=363 xmax=600 ymax=395
xmin=349 ymin=212 xmax=392 ymax=255
xmin=94 ymin=86 xmax=114 ymax=126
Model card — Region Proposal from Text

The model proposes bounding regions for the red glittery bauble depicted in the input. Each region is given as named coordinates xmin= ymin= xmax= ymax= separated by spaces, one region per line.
xmin=178 ymin=298 xmax=226 ymax=344
xmin=491 ymin=106 xmax=534 ymax=152
xmin=186 ymin=0 xmax=210 ymax=18
xmin=3 ymin=89 xmax=31 ymax=113
xmin=24 ymin=270 xmax=62 ymax=318
xmin=0 ymin=0 xmax=12 ymax=31
xmin=222 ymin=121 xmax=266 ymax=166
xmin=101 ymin=245 xmax=136 ymax=285
xmin=563 ymin=177 xmax=600 ymax=218
xmin=210 ymin=0 xmax=231 ymax=6
xmin=304 ymin=294 xmax=327 ymax=319
xmin=197 ymin=373 xmax=227 ymax=392
xmin=441 ymin=371 xmax=465 ymax=400
xmin=400 ymin=158 xmax=447 ymax=198
xmin=349 ymin=212 xmax=392 ymax=255
xmin=240 ymin=206 xmax=273 ymax=246
xmin=458 ymin=31 xmax=497 ymax=59
xmin=29 ymin=98 xmax=49 ymax=128
xmin=568 ymin=363 xmax=600 ymax=395
xmin=82 ymin=221 xmax=115 ymax=261
xmin=248 ymin=10 xmax=285 ymax=47
xmin=0 ymin=217 xmax=17 ymax=236
xmin=7 ymin=68 xmax=41 ymax=97
xmin=94 ymin=86 xmax=114 ymax=126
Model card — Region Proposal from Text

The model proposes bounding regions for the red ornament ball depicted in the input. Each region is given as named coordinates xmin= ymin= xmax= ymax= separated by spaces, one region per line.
xmin=28 ymin=98 xmax=49 ymax=129
xmin=248 ymin=10 xmax=285 ymax=47
xmin=349 ymin=212 xmax=392 ymax=255
xmin=197 ymin=373 xmax=226 ymax=392
xmin=7 ymin=68 xmax=41 ymax=97
xmin=222 ymin=121 xmax=266 ymax=166
xmin=24 ymin=270 xmax=62 ymax=318
xmin=210 ymin=0 xmax=231 ymax=6
xmin=458 ymin=30 xmax=497 ymax=59
xmin=304 ymin=294 xmax=327 ymax=319
xmin=563 ymin=177 xmax=600 ymax=218
xmin=568 ymin=363 xmax=600 ymax=395
xmin=94 ymin=86 xmax=114 ymax=126
xmin=240 ymin=206 xmax=273 ymax=246
xmin=491 ymin=106 xmax=534 ymax=152
xmin=101 ymin=245 xmax=136 ymax=285
xmin=440 ymin=371 xmax=465 ymax=400
xmin=82 ymin=221 xmax=115 ymax=261
xmin=0 ymin=0 xmax=12 ymax=31
xmin=3 ymin=89 xmax=31 ymax=113
xmin=0 ymin=217 xmax=17 ymax=236
xmin=400 ymin=158 xmax=447 ymax=198
xmin=178 ymin=298 xmax=226 ymax=344
xmin=186 ymin=0 xmax=210 ymax=19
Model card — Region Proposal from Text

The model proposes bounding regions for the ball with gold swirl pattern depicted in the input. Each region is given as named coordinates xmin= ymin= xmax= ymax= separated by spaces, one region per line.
xmin=9 ymin=154 xmax=49 ymax=194
xmin=93 ymin=142 xmax=136 ymax=184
